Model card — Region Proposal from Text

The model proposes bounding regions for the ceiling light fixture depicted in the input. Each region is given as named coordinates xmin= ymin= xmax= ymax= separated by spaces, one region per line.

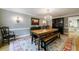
xmin=44 ymin=9 xmax=52 ymax=20
xmin=44 ymin=15 xmax=52 ymax=20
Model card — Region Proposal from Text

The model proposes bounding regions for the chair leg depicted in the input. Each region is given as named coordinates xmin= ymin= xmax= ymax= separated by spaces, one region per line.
xmin=8 ymin=38 xmax=10 ymax=44
xmin=14 ymin=35 xmax=16 ymax=40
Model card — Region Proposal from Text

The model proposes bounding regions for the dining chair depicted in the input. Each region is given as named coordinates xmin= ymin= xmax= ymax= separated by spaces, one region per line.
xmin=0 ymin=26 xmax=16 ymax=45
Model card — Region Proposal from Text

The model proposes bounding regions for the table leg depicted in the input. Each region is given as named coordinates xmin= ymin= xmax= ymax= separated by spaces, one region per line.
xmin=38 ymin=38 xmax=41 ymax=50
xmin=59 ymin=33 xmax=60 ymax=38
xmin=31 ymin=33 xmax=33 ymax=44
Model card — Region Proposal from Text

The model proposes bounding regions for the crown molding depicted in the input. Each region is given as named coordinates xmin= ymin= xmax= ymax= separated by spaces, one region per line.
xmin=2 ymin=8 xmax=79 ymax=19
xmin=2 ymin=8 xmax=42 ymax=19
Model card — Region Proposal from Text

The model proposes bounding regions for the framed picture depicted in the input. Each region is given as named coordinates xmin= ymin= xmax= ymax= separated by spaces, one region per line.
xmin=31 ymin=18 xmax=39 ymax=25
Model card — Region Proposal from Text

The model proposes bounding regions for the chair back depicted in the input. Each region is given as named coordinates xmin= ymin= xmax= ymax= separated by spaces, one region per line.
xmin=0 ymin=26 xmax=9 ymax=38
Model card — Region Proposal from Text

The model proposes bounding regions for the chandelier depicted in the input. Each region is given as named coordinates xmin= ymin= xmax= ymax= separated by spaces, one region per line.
xmin=44 ymin=9 xmax=52 ymax=20
xmin=44 ymin=15 xmax=52 ymax=20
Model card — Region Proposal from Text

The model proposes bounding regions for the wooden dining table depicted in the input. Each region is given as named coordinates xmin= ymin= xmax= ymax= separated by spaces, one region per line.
xmin=31 ymin=28 xmax=58 ymax=50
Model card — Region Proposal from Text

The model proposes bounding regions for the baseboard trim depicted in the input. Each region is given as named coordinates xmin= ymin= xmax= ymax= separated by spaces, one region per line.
xmin=0 ymin=34 xmax=30 ymax=39
xmin=16 ymin=34 xmax=30 ymax=38
xmin=10 ymin=28 xmax=30 ymax=31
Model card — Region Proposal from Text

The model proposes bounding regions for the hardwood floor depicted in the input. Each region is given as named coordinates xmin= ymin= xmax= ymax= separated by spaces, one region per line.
xmin=0 ymin=44 xmax=9 ymax=51
xmin=0 ymin=33 xmax=79 ymax=51
xmin=76 ymin=37 xmax=79 ymax=51
xmin=0 ymin=35 xmax=68 ymax=51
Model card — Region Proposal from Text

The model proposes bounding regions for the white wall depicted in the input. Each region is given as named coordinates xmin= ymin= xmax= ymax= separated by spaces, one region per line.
xmin=68 ymin=16 xmax=79 ymax=33
xmin=68 ymin=16 xmax=78 ymax=27
xmin=0 ymin=9 xmax=31 ymax=36
xmin=0 ymin=9 xmax=44 ymax=36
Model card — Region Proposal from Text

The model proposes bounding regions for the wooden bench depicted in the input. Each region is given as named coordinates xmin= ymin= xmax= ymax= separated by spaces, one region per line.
xmin=41 ymin=32 xmax=60 ymax=50
xmin=31 ymin=28 xmax=59 ymax=50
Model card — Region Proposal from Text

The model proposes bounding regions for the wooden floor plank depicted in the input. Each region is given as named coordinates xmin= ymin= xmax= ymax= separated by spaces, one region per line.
xmin=76 ymin=37 xmax=79 ymax=51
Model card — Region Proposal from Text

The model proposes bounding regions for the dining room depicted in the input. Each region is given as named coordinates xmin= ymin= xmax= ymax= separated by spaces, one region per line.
xmin=0 ymin=8 xmax=79 ymax=51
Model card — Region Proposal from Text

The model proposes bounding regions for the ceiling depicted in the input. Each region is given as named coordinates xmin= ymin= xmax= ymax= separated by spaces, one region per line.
xmin=3 ymin=8 xmax=79 ymax=18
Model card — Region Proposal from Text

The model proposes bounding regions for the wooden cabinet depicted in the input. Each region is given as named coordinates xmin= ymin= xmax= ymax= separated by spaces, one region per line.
xmin=52 ymin=18 xmax=64 ymax=34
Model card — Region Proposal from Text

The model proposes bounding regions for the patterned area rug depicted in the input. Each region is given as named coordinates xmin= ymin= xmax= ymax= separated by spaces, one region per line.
xmin=10 ymin=36 xmax=38 ymax=51
xmin=9 ymin=35 xmax=72 ymax=51
xmin=63 ymin=38 xmax=72 ymax=51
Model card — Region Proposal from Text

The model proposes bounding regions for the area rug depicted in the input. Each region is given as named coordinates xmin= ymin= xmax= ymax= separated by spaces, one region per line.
xmin=9 ymin=35 xmax=71 ymax=51
xmin=63 ymin=38 xmax=72 ymax=51
xmin=9 ymin=36 xmax=38 ymax=51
